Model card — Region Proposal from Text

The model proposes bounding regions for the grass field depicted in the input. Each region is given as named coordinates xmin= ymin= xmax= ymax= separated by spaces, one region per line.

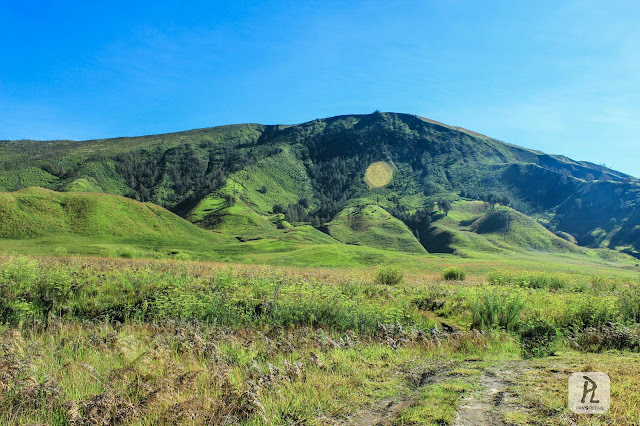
xmin=0 ymin=255 xmax=639 ymax=424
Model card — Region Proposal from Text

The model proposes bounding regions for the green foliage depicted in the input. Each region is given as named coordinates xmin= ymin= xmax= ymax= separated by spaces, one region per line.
xmin=619 ymin=287 xmax=640 ymax=324
xmin=518 ymin=318 xmax=560 ymax=358
xmin=374 ymin=265 xmax=404 ymax=286
xmin=487 ymin=269 xmax=569 ymax=290
xmin=574 ymin=325 xmax=640 ymax=353
xmin=442 ymin=267 xmax=466 ymax=281
xmin=0 ymin=257 xmax=72 ymax=323
xmin=437 ymin=199 xmax=452 ymax=215
xmin=0 ymin=257 xmax=428 ymax=333
xmin=469 ymin=289 xmax=524 ymax=332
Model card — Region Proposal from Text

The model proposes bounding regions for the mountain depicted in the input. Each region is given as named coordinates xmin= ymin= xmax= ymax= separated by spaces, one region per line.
xmin=1 ymin=112 xmax=639 ymax=259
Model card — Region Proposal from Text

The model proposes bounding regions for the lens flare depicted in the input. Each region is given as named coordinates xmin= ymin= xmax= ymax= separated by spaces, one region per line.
xmin=364 ymin=161 xmax=393 ymax=188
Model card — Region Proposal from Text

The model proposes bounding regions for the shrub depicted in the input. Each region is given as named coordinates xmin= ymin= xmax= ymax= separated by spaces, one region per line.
xmin=574 ymin=325 xmax=640 ymax=353
xmin=442 ymin=267 xmax=466 ymax=281
xmin=470 ymin=289 xmax=524 ymax=332
xmin=117 ymin=247 xmax=136 ymax=259
xmin=563 ymin=295 xmax=619 ymax=329
xmin=518 ymin=318 xmax=560 ymax=358
xmin=374 ymin=265 xmax=404 ymax=286
xmin=487 ymin=270 xmax=568 ymax=290
xmin=175 ymin=252 xmax=191 ymax=261
xmin=619 ymin=287 xmax=640 ymax=324
xmin=53 ymin=247 xmax=68 ymax=257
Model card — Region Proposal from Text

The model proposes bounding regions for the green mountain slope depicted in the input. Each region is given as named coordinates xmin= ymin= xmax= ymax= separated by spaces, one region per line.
xmin=2 ymin=112 xmax=640 ymax=258
xmin=0 ymin=187 xmax=235 ymax=258
xmin=326 ymin=205 xmax=426 ymax=254
xmin=427 ymin=202 xmax=580 ymax=254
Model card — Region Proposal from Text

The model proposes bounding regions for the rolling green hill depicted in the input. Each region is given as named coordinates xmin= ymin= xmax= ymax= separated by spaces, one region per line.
xmin=0 ymin=187 xmax=235 ymax=258
xmin=2 ymin=111 xmax=640 ymax=259
xmin=326 ymin=205 xmax=426 ymax=254
xmin=427 ymin=202 xmax=582 ymax=254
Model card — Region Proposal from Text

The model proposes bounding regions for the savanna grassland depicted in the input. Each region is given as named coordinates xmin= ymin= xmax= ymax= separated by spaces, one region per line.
xmin=1 ymin=255 xmax=639 ymax=425
xmin=2 ymin=112 xmax=640 ymax=424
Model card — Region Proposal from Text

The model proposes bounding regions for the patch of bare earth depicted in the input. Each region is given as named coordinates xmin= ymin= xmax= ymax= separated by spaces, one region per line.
xmin=348 ymin=362 xmax=455 ymax=426
xmin=454 ymin=361 xmax=532 ymax=426
xmin=347 ymin=361 xmax=535 ymax=426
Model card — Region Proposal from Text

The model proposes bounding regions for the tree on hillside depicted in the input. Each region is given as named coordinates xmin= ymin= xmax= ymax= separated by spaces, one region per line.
xmin=485 ymin=193 xmax=509 ymax=209
xmin=437 ymin=200 xmax=452 ymax=216
xmin=486 ymin=194 xmax=498 ymax=209
xmin=222 ymin=193 xmax=235 ymax=207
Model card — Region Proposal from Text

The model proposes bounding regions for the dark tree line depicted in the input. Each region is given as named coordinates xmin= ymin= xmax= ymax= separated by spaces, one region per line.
xmin=388 ymin=202 xmax=437 ymax=245
xmin=114 ymin=144 xmax=258 ymax=209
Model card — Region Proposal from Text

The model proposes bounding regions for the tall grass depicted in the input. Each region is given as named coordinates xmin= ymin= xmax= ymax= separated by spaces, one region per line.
xmin=487 ymin=269 xmax=569 ymax=290
xmin=374 ymin=265 xmax=404 ymax=286
xmin=442 ymin=267 xmax=466 ymax=281
xmin=0 ymin=257 xmax=426 ymax=333
xmin=469 ymin=289 xmax=524 ymax=332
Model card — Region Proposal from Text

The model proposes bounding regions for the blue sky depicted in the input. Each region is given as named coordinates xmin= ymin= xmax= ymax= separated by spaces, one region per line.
xmin=1 ymin=1 xmax=639 ymax=176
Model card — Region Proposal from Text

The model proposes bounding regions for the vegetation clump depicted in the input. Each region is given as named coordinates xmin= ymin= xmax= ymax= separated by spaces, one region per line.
xmin=469 ymin=289 xmax=524 ymax=332
xmin=374 ymin=265 xmax=404 ymax=286
xmin=487 ymin=269 xmax=569 ymax=290
xmin=442 ymin=267 xmax=466 ymax=281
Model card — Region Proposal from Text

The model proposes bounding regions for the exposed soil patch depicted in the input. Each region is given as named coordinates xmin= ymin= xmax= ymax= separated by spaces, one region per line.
xmin=348 ymin=362 xmax=455 ymax=425
xmin=454 ymin=361 xmax=530 ymax=426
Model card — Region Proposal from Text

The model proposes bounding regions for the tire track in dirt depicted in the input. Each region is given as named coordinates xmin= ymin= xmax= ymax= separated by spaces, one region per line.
xmin=347 ymin=361 xmax=531 ymax=426
xmin=454 ymin=361 xmax=528 ymax=426
xmin=348 ymin=362 xmax=455 ymax=426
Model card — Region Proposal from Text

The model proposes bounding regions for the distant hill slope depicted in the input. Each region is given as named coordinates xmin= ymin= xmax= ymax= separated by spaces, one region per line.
xmin=326 ymin=205 xmax=426 ymax=254
xmin=0 ymin=187 xmax=235 ymax=258
xmin=427 ymin=202 xmax=581 ymax=254
xmin=2 ymin=112 xmax=639 ymax=257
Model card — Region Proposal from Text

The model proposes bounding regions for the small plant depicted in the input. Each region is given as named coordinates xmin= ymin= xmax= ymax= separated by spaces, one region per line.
xmin=175 ymin=252 xmax=191 ymax=261
xmin=117 ymin=247 xmax=136 ymax=259
xmin=53 ymin=247 xmax=68 ymax=257
xmin=518 ymin=318 xmax=560 ymax=358
xmin=374 ymin=265 xmax=404 ymax=286
xmin=442 ymin=267 xmax=466 ymax=281
xmin=470 ymin=289 xmax=524 ymax=332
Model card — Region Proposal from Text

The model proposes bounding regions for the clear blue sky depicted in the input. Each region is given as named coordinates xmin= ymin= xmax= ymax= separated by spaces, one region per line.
xmin=1 ymin=1 xmax=639 ymax=176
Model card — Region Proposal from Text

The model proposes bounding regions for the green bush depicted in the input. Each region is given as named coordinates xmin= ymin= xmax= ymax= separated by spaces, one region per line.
xmin=518 ymin=318 xmax=560 ymax=358
xmin=619 ymin=287 xmax=640 ymax=324
xmin=175 ymin=252 xmax=191 ymax=261
xmin=374 ymin=265 xmax=404 ymax=286
xmin=487 ymin=269 xmax=568 ymax=290
xmin=0 ymin=258 xmax=72 ymax=323
xmin=470 ymin=289 xmax=524 ymax=332
xmin=574 ymin=325 xmax=640 ymax=353
xmin=442 ymin=267 xmax=466 ymax=281
xmin=117 ymin=246 xmax=136 ymax=259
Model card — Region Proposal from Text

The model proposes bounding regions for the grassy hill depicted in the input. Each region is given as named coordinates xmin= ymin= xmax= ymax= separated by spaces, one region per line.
xmin=0 ymin=187 xmax=235 ymax=258
xmin=427 ymin=202 xmax=581 ymax=254
xmin=2 ymin=111 xmax=640 ymax=258
xmin=326 ymin=205 xmax=426 ymax=254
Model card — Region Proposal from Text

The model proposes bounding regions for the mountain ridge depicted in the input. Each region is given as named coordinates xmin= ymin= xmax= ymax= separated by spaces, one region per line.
xmin=1 ymin=112 xmax=639 ymax=258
